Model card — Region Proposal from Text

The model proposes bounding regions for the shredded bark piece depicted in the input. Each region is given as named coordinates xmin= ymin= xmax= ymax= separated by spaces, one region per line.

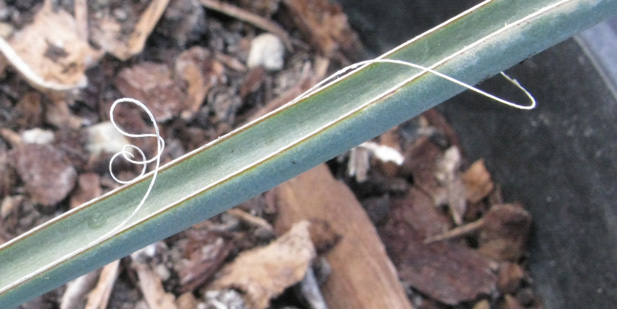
xmin=174 ymin=47 xmax=225 ymax=120
xmin=3 ymin=4 xmax=101 ymax=90
xmin=85 ymin=260 xmax=121 ymax=309
xmin=9 ymin=143 xmax=76 ymax=207
xmin=179 ymin=234 xmax=231 ymax=292
xmin=70 ymin=173 xmax=102 ymax=209
xmin=210 ymin=220 xmax=315 ymax=309
xmin=380 ymin=187 xmax=497 ymax=305
xmin=116 ymin=62 xmax=187 ymax=122
xmin=463 ymin=159 xmax=495 ymax=204
xmin=132 ymin=254 xmax=178 ymax=309
xmin=478 ymin=204 xmax=532 ymax=261
xmin=273 ymin=164 xmax=412 ymax=309
xmin=283 ymin=0 xmax=363 ymax=59
xmin=61 ymin=271 xmax=99 ymax=309
xmin=90 ymin=0 xmax=169 ymax=60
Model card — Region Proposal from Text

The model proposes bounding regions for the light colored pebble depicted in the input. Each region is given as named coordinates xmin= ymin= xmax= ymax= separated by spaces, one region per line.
xmin=22 ymin=128 xmax=54 ymax=145
xmin=247 ymin=33 xmax=285 ymax=71
xmin=86 ymin=122 xmax=130 ymax=156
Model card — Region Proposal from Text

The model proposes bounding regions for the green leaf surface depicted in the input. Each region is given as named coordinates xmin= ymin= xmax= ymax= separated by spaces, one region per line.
xmin=1 ymin=0 xmax=616 ymax=306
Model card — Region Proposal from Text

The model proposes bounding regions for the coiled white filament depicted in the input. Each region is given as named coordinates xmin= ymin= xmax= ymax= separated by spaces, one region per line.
xmin=97 ymin=98 xmax=165 ymax=244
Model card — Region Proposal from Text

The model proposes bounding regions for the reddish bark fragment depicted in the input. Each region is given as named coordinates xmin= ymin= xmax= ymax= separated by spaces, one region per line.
xmin=478 ymin=204 xmax=532 ymax=261
xmin=9 ymin=144 xmax=76 ymax=207
xmin=284 ymin=0 xmax=363 ymax=59
xmin=70 ymin=173 xmax=102 ymax=209
xmin=380 ymin=188 xmax=497 ymax=305
xmin=116 ymin=62 xmax=187 ymax=122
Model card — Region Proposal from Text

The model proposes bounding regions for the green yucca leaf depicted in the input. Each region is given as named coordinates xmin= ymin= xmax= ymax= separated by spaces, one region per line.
xmin=1 ymin=0 xmax=616 ymax=307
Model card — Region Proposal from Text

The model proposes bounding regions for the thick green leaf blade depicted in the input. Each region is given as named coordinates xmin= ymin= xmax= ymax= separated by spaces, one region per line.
xmin=1 ymin=0 xmax=616 ymax=306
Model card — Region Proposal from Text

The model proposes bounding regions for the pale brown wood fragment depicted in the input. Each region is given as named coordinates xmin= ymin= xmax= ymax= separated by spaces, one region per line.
xmin=85 ymin=260 xmax=120 ymax=309
xmin=272 ymin=164 xmax=413 ymax=309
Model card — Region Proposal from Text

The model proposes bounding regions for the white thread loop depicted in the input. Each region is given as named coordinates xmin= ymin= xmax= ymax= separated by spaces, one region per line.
xmin=296 ymin=59 xmax=536 ymax=110
xmin=100 ymin=98 xmax=165 ymax=240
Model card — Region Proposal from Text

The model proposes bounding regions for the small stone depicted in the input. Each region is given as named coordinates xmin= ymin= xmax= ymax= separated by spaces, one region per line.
xmin=21 ymin=128 xmax=54 ymax=145
xmin=9 ymin=144 xmax=76 ymax=207
xmin=85 ymin=122 xmax=130 ymax=156
xmin=247 ymin=33 xmax=285 ymax=71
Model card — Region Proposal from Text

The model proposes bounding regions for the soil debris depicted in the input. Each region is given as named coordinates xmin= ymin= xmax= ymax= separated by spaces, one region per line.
xmin=478 ymin=203 xmax=532 ymax=261
xmin=498 ymin=262 xmax=525 ymax=294
xmin=209 ymin=220 xmax=315 ymax=309
xmin=89 ymin=0 xmax=169 ymax=60
xmin=174 ymin=47 xmax=225 ymax=120
xmin=282 ymin=0 xmax=363 ymax=60
xmin=179 ymin=233 xmax=231 ymax=292
xmin=132 ymin=244 xmax=178 ymax=309
xmin=115 ymin=62 xmax=187 ymax=122
xmin=273 ymin=164 xmax=412 ymax=309
xmin=9 ymin=143 xmax=76 ymax=207
xmin=3 ymin=4 xmax=101 ymax=90
xmin=379 ymin=187 xmax=497 ymax=305
xmin=85 ymin=260 xmax=121 ymax=309
xmin=70 ymin=173 xmax=102 ymax=208
xmin=200 ymin=0 xmax=292 ymax=50
xmin=463 ymin=159 xmax=495 ymax=204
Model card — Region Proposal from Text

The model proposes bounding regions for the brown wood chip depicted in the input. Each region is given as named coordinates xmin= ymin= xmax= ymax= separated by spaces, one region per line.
xmin=5 ymin=5 xmax=101 ymax=90
xmin=463 ymin=159 xmax=495 ymax=204
xmin=179 ymin=235 xmax=231 ymax=292
xmin=273 ymin=164 xmax=412 ymax=309
xmin=380 ymin=187 xmax=497 ymax=305
xmin=9 ymin=144 xmax=76 ymax=207
xmin=116 ymin=62 xmax=187 ymax=122
xmin=90 ymin=0 xmax=169 ymax=60
xmin=210 ymin=220 xmax=315 ymax=309
xmin=85 ymin=260 xmax=120 ymax=309
xmin=283 ymin=0 xmax=363 ymax=59
xmin=174 ymin=47 xmax=225 ymax=120
xmin=132 ymin=257 xmax=178 ymax=309
xmin=70 ymin=173 xmax=102 ymax=209
xmin=478 ymin=204 xmax=532 ymax=261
